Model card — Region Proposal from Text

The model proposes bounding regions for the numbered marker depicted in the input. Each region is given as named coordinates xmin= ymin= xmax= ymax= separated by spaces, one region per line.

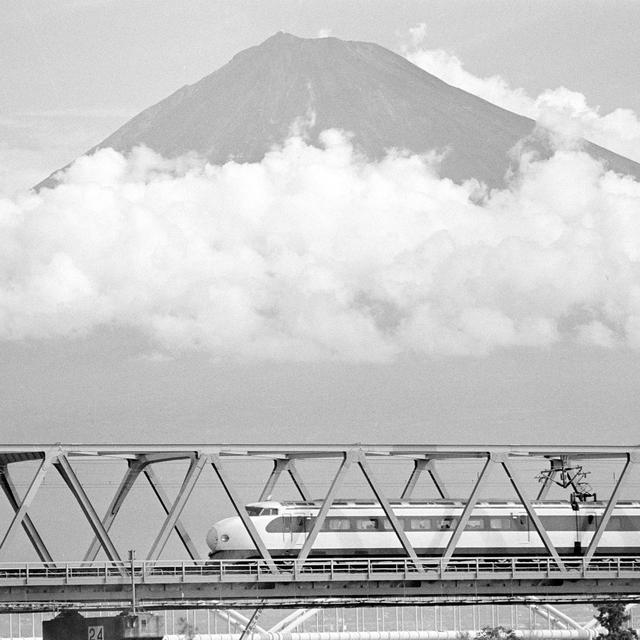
xmin=88 ymin=626 xmax=104 ymax=640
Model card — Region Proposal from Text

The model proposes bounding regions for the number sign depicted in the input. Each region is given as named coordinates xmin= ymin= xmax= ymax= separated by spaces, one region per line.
xmin=88 ymin=626 xmax=104 ymax=640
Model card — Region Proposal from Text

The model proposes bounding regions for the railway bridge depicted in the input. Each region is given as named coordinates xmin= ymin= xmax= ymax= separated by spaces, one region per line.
xmin=0 ymin=444 xmax=639 ymax=634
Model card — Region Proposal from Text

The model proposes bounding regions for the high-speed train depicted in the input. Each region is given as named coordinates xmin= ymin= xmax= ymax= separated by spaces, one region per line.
xmin=206 ymin=499 xmax=640 ymax=558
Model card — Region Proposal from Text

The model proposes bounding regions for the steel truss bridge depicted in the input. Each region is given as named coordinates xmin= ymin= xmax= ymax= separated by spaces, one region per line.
xmin=1 ymin=444 xmax=639 ymax=616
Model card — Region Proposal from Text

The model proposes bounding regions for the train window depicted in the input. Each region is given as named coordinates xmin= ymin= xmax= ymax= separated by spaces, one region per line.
xmin=410 ymin=518 xmax=432 ymax=530
xmin=465 ymin=518 xmax=484 ymax=530
xmin=328 ymin=518 xmax=351 ymax=530
xmin=292 ymin=517 xmax=309 ymax=531
xmin=266 ymin=516 xmax=309 ymax=532
xmin=610 ymin=516 xmax=637 ymax=531
xmin=382 ymin=519 xmax=406 ymax=530
xmin=356 ymin=518 xmax=379 ymax=530
xmin=437 ymin=518 xmax=457 ymax=530
xmin=489 ymin=518 xmax=511 ymax=530
xmin=266 ymin=517 xmax=286 ymax=532
xmin=246 ymin=506 xmax=262 ymax=516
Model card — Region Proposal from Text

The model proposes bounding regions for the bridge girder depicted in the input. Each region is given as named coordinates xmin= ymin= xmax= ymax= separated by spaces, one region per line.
xmin=0 ymin=443 xmax=639 ymax=612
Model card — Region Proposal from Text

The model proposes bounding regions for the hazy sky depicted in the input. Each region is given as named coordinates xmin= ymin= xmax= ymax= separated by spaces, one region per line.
xmin=3 ymin=0 xmax=639 ymax=115
xmin=2 ymin=1 xmax=640 ymax=447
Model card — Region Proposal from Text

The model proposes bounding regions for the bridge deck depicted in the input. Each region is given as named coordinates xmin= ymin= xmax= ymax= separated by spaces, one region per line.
xmin=1 ymin=556 xmax=640 ymax=611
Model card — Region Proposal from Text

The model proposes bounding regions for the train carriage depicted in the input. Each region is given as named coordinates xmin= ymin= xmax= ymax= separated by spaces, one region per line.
xmin=206 ymin=499 xmax=640 ymax=558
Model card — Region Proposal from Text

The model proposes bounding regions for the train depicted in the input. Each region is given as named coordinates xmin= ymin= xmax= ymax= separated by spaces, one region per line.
xmin=206 ymin=499 xmax=640 ymax=558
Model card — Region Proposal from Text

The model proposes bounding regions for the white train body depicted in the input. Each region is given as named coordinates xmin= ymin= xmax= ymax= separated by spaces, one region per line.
xmin=206 ymin=500 xmax=640 ymax=558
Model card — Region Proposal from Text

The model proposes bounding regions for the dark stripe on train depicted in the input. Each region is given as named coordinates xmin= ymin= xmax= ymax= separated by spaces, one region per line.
xmin=264 ymin=514 xmax=637 ymax=533
xmin=211 ymin=546 xmax=640 ymax=559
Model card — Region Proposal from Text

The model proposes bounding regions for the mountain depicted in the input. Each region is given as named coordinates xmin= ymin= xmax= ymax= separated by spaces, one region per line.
xmin=37 ymin=32 xmax=640 ymax=189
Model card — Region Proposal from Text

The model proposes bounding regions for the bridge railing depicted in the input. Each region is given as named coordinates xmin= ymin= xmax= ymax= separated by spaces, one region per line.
xmin=1 ymin=556 xmax=640 ymax=583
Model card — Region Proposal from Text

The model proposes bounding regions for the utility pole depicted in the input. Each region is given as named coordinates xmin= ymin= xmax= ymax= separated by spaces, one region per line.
xmin=239 ymin=609 xmax=263 ymax=640
xmin=129 ymin=549 xmax=137 ymax=614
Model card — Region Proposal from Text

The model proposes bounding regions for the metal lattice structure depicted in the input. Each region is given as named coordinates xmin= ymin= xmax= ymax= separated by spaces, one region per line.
xmin=0 ymin=444 xmax=639 ymax=611
xmin=0 ymin=603 xmax=617 ymax=640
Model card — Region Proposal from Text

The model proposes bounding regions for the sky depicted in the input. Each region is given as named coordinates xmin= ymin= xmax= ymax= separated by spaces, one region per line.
xmin=1 ymin=0 xmax=640 ymax=447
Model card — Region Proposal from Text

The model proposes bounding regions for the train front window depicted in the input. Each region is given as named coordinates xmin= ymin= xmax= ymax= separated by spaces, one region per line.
xmin=246 ymin=506 xmax=278 ymax=516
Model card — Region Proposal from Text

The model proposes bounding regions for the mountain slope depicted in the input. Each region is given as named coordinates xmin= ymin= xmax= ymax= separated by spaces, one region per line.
xmin=37 ymin=32 xmax=640 ymax=189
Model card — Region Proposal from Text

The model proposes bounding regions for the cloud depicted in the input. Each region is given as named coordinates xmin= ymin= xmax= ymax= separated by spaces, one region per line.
xmin=403 ymin=24 xmax=640 ymax=163
xmin=1 ymin=132 xmax=640 ymax=361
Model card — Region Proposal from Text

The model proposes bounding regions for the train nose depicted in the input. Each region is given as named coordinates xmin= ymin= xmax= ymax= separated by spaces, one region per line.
xmin=207 ymin=526 xmax=230 ymax=554
xmin=206 ymin=526 xmax=219 ymax=552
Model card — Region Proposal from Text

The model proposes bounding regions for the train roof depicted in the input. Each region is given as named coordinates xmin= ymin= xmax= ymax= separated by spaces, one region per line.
xmin=248 ymin=499 xmax=640 ymax=508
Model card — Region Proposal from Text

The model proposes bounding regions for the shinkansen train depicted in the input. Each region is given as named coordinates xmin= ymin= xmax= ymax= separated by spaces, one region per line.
xmin=206 ymin=499 xmax=640 ymax=558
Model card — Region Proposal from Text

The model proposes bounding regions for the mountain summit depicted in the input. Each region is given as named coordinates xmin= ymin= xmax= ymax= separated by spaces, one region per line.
xmin=38 ymin=32 xmax=640 ymax=188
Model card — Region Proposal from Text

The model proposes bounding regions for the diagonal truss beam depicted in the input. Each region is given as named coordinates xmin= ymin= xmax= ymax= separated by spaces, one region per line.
xmin=500 ymin=456 xmax=565 ymax=571
xmin=357 ymin=453 xmax=422 ymax=570
xmin=276 ymin=609 xmax=321 ymax=633
xmin=217 ymin=609 xmax=267 ymax=635
xmin=584 ymin=453 xmax=635 ymax=564
xmin=286 ymin=460 xmax=311 ymax=501
xmin=268 ymin=609 xmax=313 ymax=633
xmin=536 ymin=470 xmax=557 ymax=499
xmin=441 ymin=455 xmax=493 ymax=566
xmin=210 ymin=454 xmax=278 ymax=572
xmin=146 ymin=454 xmax=208 ymax=561
xmin=260 ymin=460 xmax=286 ymax=501
xmin=296 ymin=452 xmax=353 ymax=566
xmin=401 ymin=459 xmax=448 ymax=499
xmin=142 ymin=463 xmax=200 ymax=559
xmin=85 ymin=456 xmax=201 ymax=562
xmin=84 ymin=460 xmax=144 ymax=561
xmin=0 ymin=457 xmax=53 ymax=556
xmin=529 ymin=602 xmax=587 ymax=631
xmin=259 ymin=458 xmax=310 ymax=501
xmin=0 ymin=464 xmax=53 ymax=563
xmin=54 ymin=455 xmax=123 ymax=564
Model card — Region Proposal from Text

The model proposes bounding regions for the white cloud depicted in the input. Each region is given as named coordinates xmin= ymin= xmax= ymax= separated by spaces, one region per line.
xmin=403 ymin=24 xmax=640 ymax=163
xmin=1 ymin=133 xmax=640 ymax=361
